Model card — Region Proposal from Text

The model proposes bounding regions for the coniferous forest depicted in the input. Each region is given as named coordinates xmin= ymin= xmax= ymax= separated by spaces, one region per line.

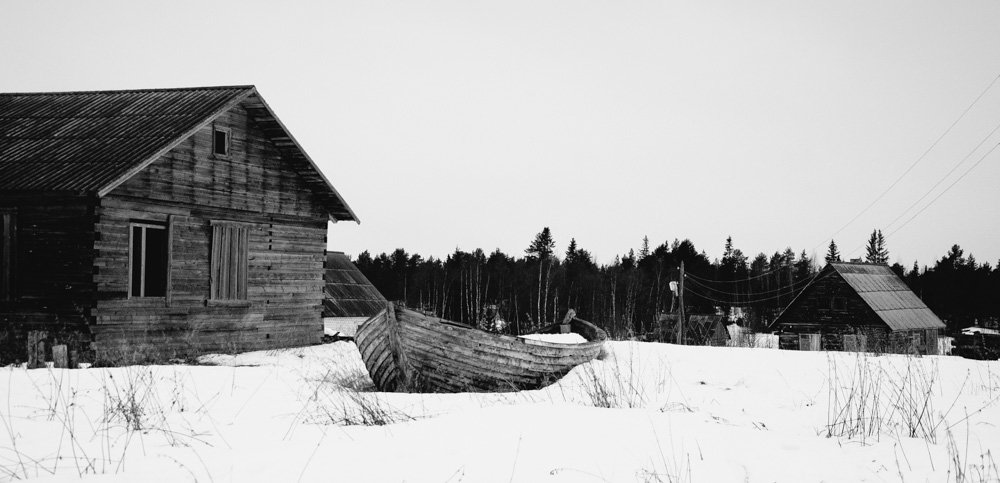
xmin=353 ymin=228 xmax=1000 ymax=337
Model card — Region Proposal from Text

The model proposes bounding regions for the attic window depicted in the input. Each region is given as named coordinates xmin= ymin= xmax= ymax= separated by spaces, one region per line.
xmin=213 ymin=127 xmax=230 ymax=156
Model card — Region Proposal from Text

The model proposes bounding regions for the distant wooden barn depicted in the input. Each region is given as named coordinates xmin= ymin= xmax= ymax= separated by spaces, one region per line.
xmin=322 ymin=251 xmax=386 ymax=338
xmin=0 ymin=86 xmax=358 ymax=364
xmin=770 ymin=262 xmax=945 ymax=354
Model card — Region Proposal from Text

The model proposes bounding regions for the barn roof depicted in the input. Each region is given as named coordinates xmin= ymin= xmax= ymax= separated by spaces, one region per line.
xmin=775 ymin=262 xmax=944 ymax=331
xmin=829 ymin=262 xmax=944 ymax=331
xmin=0 ymin=86 xmax=357 ymax=222
xmin=323 ymin=252 xmax=387 ymax=318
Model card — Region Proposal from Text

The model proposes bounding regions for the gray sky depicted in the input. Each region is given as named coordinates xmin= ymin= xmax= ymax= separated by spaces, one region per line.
xmin=3 ymin=0 xmax=999 ymax=267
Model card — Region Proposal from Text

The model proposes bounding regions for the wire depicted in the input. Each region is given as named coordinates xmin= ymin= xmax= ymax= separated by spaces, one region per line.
xmin=685 ymin=263 xmax=810 ymax=284
xmin=684 ymin=271 xmax=826 ymax=305
xmin=823 ymin=71 xmax=1000 ymax=244
xmin=884 ymin=121 xmax=1000 ymax=232
xmin=677 ymin=70 xmax=1000 ymax=282
xmin=685 ymin=285 xmax=799 ymax=305
xmin=843 ymin=141 xmax=1000 ymax=257
xmin=683 ymin=272 xmax=814 ymax=297
xmin=886 ymin=142 xmax=1000 ymax=239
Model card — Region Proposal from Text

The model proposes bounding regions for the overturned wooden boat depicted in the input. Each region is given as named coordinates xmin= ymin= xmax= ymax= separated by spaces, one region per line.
xmin=355 ymin=304 xmax=607 ymax=392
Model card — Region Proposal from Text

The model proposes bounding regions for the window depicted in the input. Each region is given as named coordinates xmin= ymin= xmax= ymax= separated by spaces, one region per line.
xmin=129 ymin=222 xmax=168 ymax=297
xmin=831 ymin=297 xmax=847 ymax=310
xmin=1 ymin=210 xmax=15 ymax=302
xmin=210 ymin=222 xmax=249 ymax=300
xmin=213 ymin=127 xmax=230 ymax=156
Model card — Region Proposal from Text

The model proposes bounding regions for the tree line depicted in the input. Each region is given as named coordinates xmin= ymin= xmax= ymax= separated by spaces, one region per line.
xmin=354 ymin=228 xmax=1000 ymax=337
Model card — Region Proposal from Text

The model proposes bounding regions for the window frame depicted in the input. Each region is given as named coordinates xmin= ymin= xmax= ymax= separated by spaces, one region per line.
xmin=128 ymin=221 xmax=169 ymax=299
xmin=831 ymin=297 xmax=847 ymax=311
xmin=1 ymin=209 xmax=16 ymax=303
xmin=212 ymin=126 xmax=231 ymax=157
xmin=209 ymin=221 xmax=250 ymax=303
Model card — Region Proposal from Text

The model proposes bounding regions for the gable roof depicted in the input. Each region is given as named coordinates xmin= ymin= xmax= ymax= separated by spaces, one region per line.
xmin=0 ymin=85 xmax=357 ymax=222
xmin=323 ymin=252 xmax=387 ymax=318
xmin=774 ymin=262 xmax=944 ymax=331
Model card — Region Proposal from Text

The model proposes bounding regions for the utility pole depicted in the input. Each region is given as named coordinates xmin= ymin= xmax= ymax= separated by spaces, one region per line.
xmin=677 ymin=261 xmax=686 ymax=345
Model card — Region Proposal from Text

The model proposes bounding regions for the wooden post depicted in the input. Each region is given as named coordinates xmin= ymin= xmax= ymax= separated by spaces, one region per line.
xmin=52 ymin=345 xmax=68 ymax=369
xmin=560 ymin=309 xmax=576 ymax=334
xmin=677 ymin=261 xmax=686 ymax=345
xmin=27 ymin=331 xmax=47 ymax=368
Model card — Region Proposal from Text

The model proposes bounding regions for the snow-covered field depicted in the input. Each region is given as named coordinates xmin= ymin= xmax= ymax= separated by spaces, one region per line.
xmin=1 ymin=341 xmax=998 ymax=482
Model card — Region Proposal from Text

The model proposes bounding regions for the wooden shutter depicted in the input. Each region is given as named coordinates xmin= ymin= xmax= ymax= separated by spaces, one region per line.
xmin=799 ymin=333 xmax=820 ymax=351
xmin=0 ymin=210 xmax=14 ymax=302
xmin=843 ymin=334 xmax=857 ymax=352
xmin=211 ymin=222 xmax=249 ymax=300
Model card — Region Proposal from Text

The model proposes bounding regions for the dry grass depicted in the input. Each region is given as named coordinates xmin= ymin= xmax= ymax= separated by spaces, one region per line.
xmin=0 ymin=365 xmax=211 ymax=479
xmin=825 ymin=352 xmax=943 ymax=443
xmin=575 ymin=347 xmax=649 ymax=409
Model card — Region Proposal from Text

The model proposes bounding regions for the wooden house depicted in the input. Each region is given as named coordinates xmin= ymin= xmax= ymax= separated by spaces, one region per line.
xmin=770 ymin=262 xmax=945 ymax=354
xmin=0 ymin=86 xmax=358 ymax=364
xmin=322 ymin=251 xmax=387 ymax=338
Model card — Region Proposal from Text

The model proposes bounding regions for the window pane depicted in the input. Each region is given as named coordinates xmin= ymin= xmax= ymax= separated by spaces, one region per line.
xmin=130 ymin=226 xmax=143 ymax=296
xmin=214 ymin=130 xmax=228 ymax=155
xmin=144 ymin=227 xmax=168 ymax=297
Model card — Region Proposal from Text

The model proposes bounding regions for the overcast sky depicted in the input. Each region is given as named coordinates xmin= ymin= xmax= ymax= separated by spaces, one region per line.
xmin=3 ymin=1 xmax=999 ymax=267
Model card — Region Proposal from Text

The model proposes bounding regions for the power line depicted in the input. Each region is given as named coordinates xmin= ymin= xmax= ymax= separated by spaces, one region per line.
xmin=684 ymin=271 xmax=826 ymax=305
xmin=823 ymin=71 xmax=1000 ymax=245
xmin=671 ymin=70 xmax=1000 ymax=282
xmin=844 ymin=141 xmax=1000 ymax=257
xmin=883 ymin=120 xmax=1000 ymax=233
xmin=886 ymin=142 xmax=1000 ymax=239
xmin=683 ymin=271 xmax=814 ymax=297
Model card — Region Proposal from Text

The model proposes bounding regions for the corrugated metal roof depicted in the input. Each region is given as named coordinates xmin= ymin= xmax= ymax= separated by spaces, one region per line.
xmin=0 ymin=86 xmax=357 ymax=222
xmin=831 ymin=262 xmax=945 ymax=331
xmin=323 ymin=252 xmax=387 ymax=318
xmin=0 ymin=86 xmax=250 ymax=191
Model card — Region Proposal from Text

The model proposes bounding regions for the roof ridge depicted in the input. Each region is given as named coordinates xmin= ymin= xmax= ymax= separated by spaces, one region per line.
xmin=0 ymin=85 xmax=255 ymax=97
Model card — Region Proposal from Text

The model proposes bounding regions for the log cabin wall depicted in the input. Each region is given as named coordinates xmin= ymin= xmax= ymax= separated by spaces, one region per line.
xmin=774 ymin=271 xmax=888 ymax=351
xmin=0 ymin=193 xmax=96 ymax=362
xmin=91 ymin=105 xmax=328 ymax=362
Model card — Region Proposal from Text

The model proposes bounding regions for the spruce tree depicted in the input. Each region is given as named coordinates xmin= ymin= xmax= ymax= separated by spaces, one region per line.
xmin=825 ymin=240 xmax=841 ymax=263
xmin=525 ymin=227 xmax=556 ymax=325
xmin=876 ymin=230 xmax=889 ymax=264
xmin=864 ymin=230 xmax=880 ymax=263
xmin=565 ymin=238 xmax=578 ymax=263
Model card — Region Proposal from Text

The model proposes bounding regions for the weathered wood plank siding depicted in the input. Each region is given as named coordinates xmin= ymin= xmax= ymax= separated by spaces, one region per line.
xmin=774 ymin=271 xmax=887 ymax=351
xmin=91 ymin=105 xmax=328 ymax=361
xmin=0 ymin=193 xmax=96 ymax=361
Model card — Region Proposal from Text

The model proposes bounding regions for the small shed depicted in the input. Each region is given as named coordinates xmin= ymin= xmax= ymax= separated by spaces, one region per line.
xmin=770 ymin=262 xmax=945 ymax=354
xmin=322 ymin=252 xmax=386 ymax=338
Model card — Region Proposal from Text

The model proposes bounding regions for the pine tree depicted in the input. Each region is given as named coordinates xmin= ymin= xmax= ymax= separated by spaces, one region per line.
xmin=825 ymin=240 xmax=841 ymax=263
